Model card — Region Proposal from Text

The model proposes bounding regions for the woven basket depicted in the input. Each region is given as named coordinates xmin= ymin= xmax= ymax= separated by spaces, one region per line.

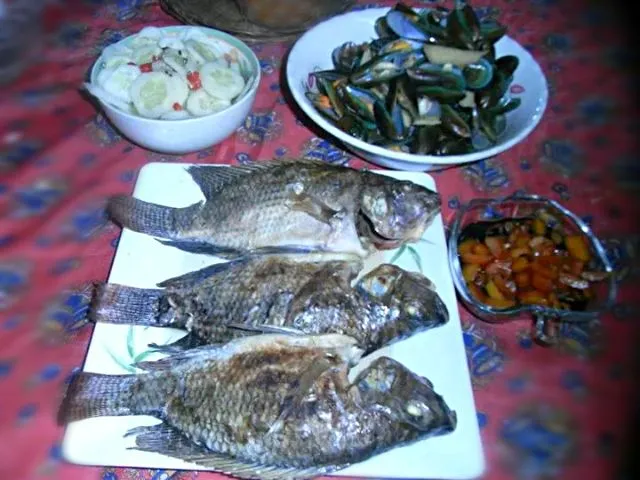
xmin=160 ymin=0 xmax=354 ymax=43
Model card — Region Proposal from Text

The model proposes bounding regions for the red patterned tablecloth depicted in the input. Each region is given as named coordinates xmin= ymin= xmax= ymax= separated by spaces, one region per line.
xmin=1 ymin=1 xmax=638 ymax=480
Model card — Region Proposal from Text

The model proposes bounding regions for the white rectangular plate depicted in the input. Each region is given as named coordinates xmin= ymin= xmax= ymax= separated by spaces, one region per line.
xmin=62 ymin=163 xmax=485 ymax=480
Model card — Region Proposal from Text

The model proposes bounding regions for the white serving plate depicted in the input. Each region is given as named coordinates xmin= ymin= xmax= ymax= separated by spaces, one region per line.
xmin=286 ymin=7 xmax=548 ymax=171
xmin=61 ymin=162 xmax=485 ymax=480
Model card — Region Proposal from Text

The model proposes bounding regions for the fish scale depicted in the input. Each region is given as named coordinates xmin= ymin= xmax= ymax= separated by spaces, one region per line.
xmin=92 ymin=257 xmax=449 ymax=354
xmin=106 ymin=159 xmax=441 ymax=258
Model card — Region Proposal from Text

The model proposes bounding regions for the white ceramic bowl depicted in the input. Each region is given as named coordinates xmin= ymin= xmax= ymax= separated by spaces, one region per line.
xmin=88 ymin=26 xmax=261 ymax=154
xmin=286 ymin=8 xmax=548 ymax=171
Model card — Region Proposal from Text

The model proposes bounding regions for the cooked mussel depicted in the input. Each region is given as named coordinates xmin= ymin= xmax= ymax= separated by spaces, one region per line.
xmin=462 ymin=58 xmax=494 ymax=90
xmin=305 ymin=1 xmax=520 ymax=156
xmin=332 ymin=42 xmax=368 ymax=73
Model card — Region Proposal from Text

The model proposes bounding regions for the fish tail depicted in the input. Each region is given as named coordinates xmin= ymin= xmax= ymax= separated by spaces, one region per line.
xmin=57 ymin=372 xmax=138 ymax=424
xmin=91 ymin=283 xmax=170 ymax=326
xmin=107 ymin=195 xmax=182 ymax=238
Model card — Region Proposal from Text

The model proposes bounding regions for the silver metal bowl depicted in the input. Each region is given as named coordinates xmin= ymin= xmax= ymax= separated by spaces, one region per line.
xmin=447 ymin=194 xmax=617 ymax=344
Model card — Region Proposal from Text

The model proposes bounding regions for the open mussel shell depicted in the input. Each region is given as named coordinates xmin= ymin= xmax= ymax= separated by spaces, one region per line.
xmin=385 ymin=8 xmax=445 ymax=43
xmin=495 ymin=55 xmax=520 ymax=79
xmin=336 ymin=84 xmax=378 ymax=123
xmin=375 ymin=17 xmax=398 ymax=39
xmin=332 ymin=42 xmax=369 ymax=73
xmin=437 ymin=137 xmax=473 ymax=155
xmin=462 ymin=58 xmax=494 ymax=90
xmin=335 ymin=113 xmax=377 ymax=141
xmin=315 ymin=77 xmax=346 ymax=118
xmin=440 ymin=104 xmax=472 ymax=138
xmin=350 ymin=49 xmax=424 ymax=86
xmin=306 ymin=92 xmax=341 ymax=122
xmin=313 ymin=69 xmax=347 ymax=85
xmin=374 ymin=99 xmax=407 ymax=141
xmin=445 ymin=6 xmax=473 ymax=49
xmin=407 ymin=63 xmax=466 ymax=90
xmin=350 ymin=62 xmax=405 ymax=87
xmin=378 ymin=38 xmax=424 ymax=55
xmin=477 ymin=108 xmax=498 ymax=144
xmin=476 ymin=69 xmax=511 ymax=109
xmin=489 ymin=97 xmax=521 ymax=116
xmin=479 ymin=20 xmax=507 ymax=44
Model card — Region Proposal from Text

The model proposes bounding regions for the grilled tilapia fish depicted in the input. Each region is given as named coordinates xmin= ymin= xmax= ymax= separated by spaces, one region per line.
xmin=107 ymin=159 xmax=441 ymax=258
xmin=92 ymin=256 xmax=449 ymax=353
xmin=58 ymin=334 xmax=457 ymax=480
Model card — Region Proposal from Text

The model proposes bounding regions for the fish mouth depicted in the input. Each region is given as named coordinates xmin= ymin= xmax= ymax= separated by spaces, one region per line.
xmin=356 ymin=205 xmax=441 ymax=250
xmin=356 ymin=212 xmax=405 ymax=249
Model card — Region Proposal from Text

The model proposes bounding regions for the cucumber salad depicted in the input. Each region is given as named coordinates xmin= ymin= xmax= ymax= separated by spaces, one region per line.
xmin=85 ymin=27 xmax=252 ymax=120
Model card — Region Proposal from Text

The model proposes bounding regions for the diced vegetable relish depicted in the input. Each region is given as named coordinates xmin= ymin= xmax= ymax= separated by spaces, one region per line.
xmin=457 ymin=212 xmax=608 ymax=311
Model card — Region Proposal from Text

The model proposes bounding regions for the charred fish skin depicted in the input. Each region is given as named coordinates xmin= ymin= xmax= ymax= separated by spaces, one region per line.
xmin=106 ymin=159 xmax=440 ymax=258
xmin=58 ymin=335 xmax=456 ymax=478
xmin=93 ymin=257 xmax=449 ymax=353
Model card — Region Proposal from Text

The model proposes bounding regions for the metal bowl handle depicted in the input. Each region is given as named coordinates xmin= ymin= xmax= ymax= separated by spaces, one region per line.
xmin=534 ymin=314 xmax=559 ymax=345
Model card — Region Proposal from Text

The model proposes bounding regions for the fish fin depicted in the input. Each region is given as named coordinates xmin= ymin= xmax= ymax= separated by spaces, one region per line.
xmin=286 ymin=189 xmax=346 ymax=227
xmin=57 ymin=372 xmax=137 ymax=425
xmin=156 ymin=240 xmax=321 ymax=258
xmin=129 ymin=422 xmax=341 ymax=480
xmin=133 ymin=344 xmax=220 ymax=371
xmin=107 ymin=195 xmax=202 ymax=238
xmin=227 ymin=323 xmax=305 ymax=336
xmin=267 ymin=358 xmax=340 ymax=438
xmin=157 ymin=258 xmax=248 ymax=289
xmin=91 ymin=283 xmax=168 ymax=326
xmin=156 ymin=239 xmax=244 ymax=257
xmin=187 ymin=165 xmax=265 ymax=199
xmin=148 ymin=333 xmax=208 ymax=353
xmin=138 ymin=334 xmax=362 ymax=372
xmin=187 ymin=159 xmax=341 ymax=200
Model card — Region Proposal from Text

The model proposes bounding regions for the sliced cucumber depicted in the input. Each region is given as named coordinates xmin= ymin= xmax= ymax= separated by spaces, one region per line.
xmin=96 ymin=68 xmax=113 ymax=88
xmin=84 ymin=82 xmax=133 ymax=113
xmin=102 ymin=43 xmax=133 ymax=60
xmin=159 ymin=36 xmax=185 ymax=51
xmin=200 ymin=62 xmax=245 ymax=101
xmin=185 ymin=41 xmax=206 ymax=65
xmin=169 ymin=75 xmax=189 ymax=107
xmin=130 ymin=72 xmax=174 ymax=119
xmin=103 ymin=54 xmax=132 ymax=71
xmin=163 ymin=54 xmax=188 ymax=79
xmin=189 ymin=40 xmax=223 ymax=62
xmin=186 ymin=90 xmax=231 ymax=116
xmin=133 ymin=45 xmax=161 ymax=65
xmin=130 ymin=26 xmax=162 ymax=48
xmin=101 ymin=64 xmax=141 ymax=103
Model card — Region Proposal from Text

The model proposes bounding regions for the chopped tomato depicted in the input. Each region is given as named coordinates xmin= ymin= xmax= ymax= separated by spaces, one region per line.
xmin=187 ymin=71 xmax=202 ymax=90
xmin=565 ymin=235 xmax=591 ymax=262
xmin=485 ymin=236 xmax=503 ymax=256
xmin=457 ymin=214 xmax=606 ymax=312
xmin=173 ymin=102 xmax=183 ymax=111
xmin=139 ymin=63 xmax=153 ymax=73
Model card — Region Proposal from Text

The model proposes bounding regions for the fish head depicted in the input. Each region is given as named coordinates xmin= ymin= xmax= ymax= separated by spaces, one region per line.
xmin=358 ymin=179 xmax=441 ymax=249
xmin=354 ymin=357 xmax=457 ymax=436
xmin=358 ymin=264 xmax=449 ymax=343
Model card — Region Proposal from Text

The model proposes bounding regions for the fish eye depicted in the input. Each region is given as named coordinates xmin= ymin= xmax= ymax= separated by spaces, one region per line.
xmin=405 ymin=304 xmax=419 ymax=317
xmin=406 ymin=400 xmax=425 ymax=417
xmin=372 ymin=197 xmax=388 ymax=217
